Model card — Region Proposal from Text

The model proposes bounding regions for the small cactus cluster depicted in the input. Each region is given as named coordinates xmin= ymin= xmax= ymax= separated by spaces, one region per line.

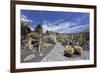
xmin=64 ymin=45 xmax=83 ymax=57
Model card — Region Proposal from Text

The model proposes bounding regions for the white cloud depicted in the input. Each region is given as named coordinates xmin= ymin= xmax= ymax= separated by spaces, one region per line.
xmin=42 ymin=18 xmax=89 ymax=33
xmin=21 ymin=15 xmax=33 ymax=23
xmin=59 ymin=24 xmax=89 ymax=33
xmin=42 ymin=21 xmax=70 ymax=32
xmin=21 ymin=14 xmax=34 ymax=31
xmin=75 ymin=14 xmax=88 ymax=24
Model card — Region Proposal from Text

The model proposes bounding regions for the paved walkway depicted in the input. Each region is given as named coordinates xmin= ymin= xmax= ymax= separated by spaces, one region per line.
xmin=41 ymin=42 xmax=89 ymax=62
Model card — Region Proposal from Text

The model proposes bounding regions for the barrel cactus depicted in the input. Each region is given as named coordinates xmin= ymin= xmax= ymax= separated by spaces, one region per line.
xmin=64 ymin=45 xmax=74 ymax=57
xmin=73 ymin=45 xmax=83 ymax=56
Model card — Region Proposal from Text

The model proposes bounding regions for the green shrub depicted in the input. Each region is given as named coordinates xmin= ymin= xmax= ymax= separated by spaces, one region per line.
xmin=57 ymin=35 xmax=69 ymax=45
xmin=48 ymin=37 xmax=54 ymax=43
xmin=47 ymin=35 xmax=56 ymax=43
xmin=30 ymin=32 xmax=40 ymax=39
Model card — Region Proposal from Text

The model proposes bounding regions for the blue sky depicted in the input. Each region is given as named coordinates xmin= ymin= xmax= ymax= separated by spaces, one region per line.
xmin=21 ymin=9 xmax=90 ymax=33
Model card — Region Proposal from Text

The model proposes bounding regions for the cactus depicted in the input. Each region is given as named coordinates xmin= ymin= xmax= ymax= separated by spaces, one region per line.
xmin=64 ymin=45 xmax=74 ymax=57
xmin=73 ymin=45 xmax=83 ymax=56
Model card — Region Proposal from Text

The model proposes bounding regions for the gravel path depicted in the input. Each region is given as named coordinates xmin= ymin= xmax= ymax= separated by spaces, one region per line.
xmin=21 ymin=45 xmax=54 ymax=63
xmin=41 ymin=42 xmax=89 ymax=62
